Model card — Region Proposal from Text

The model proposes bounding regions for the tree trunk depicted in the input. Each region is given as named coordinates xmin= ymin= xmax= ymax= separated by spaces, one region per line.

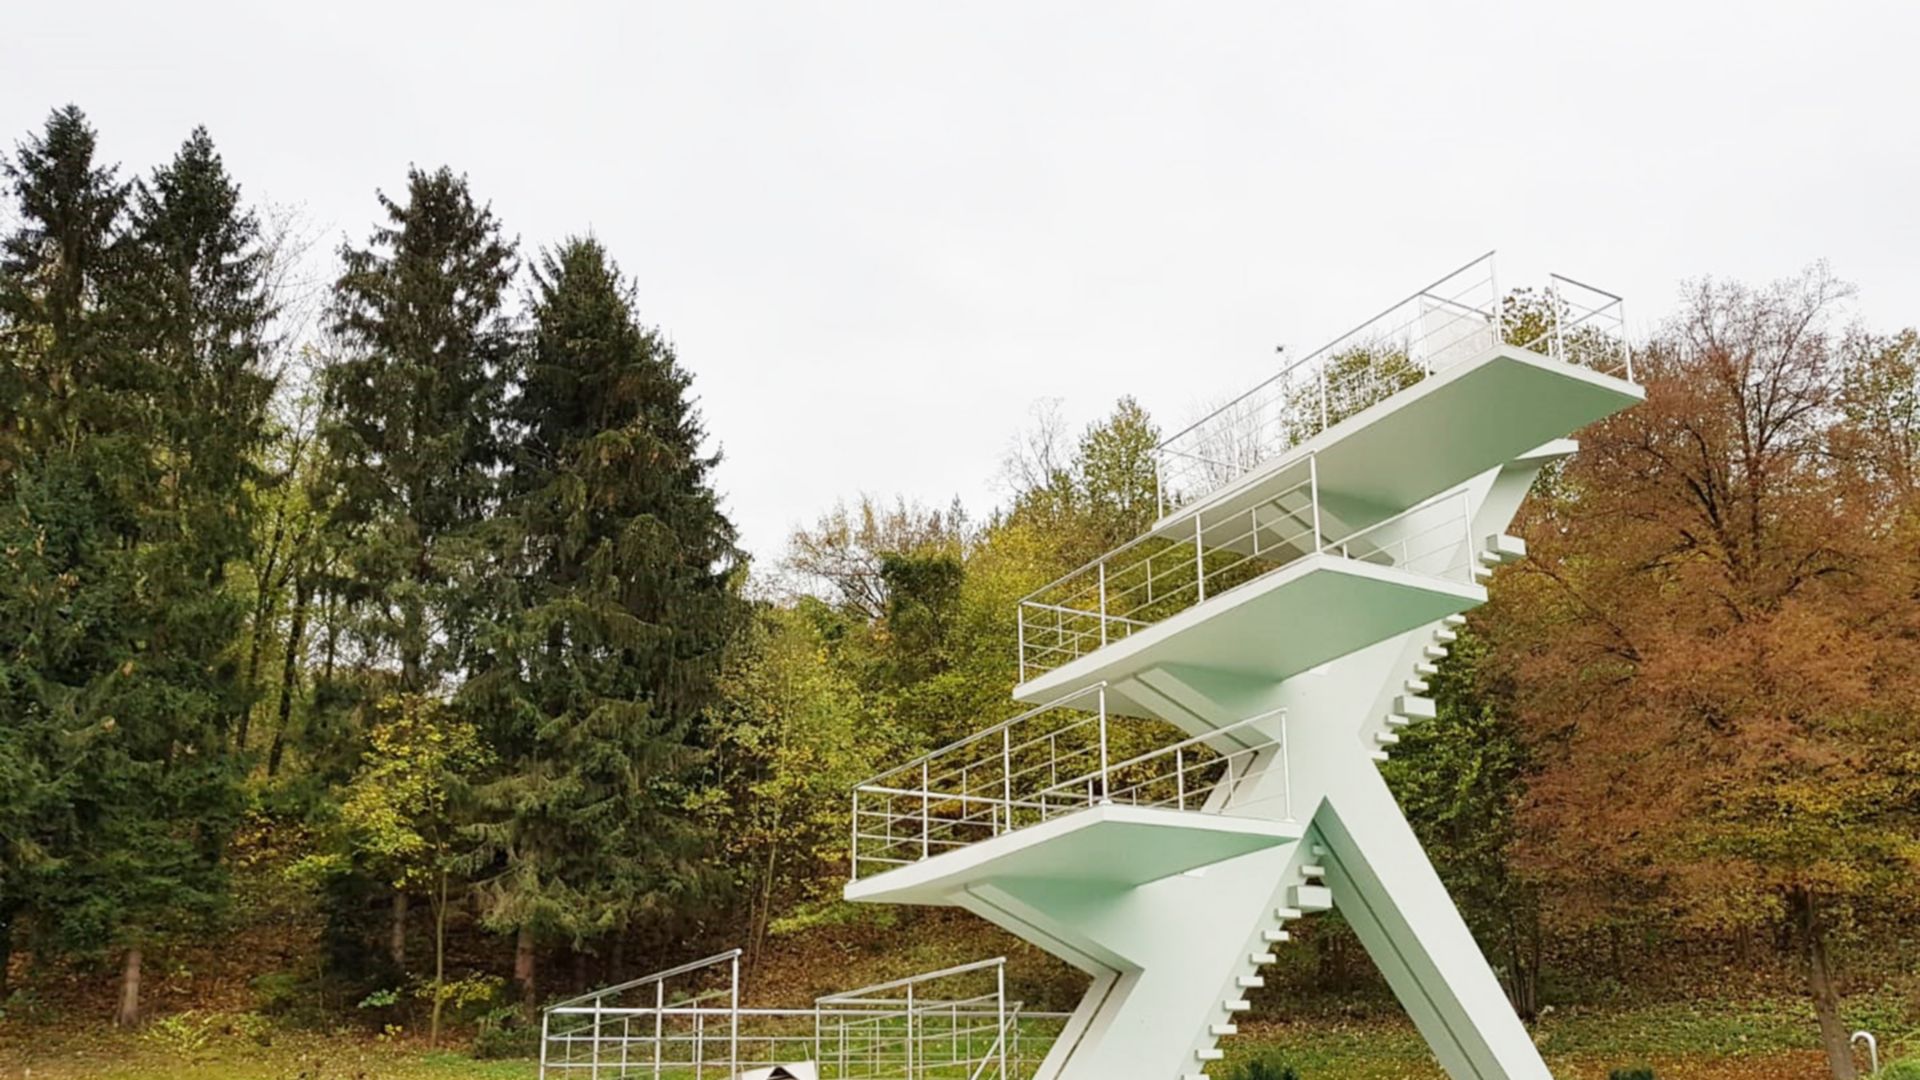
xmin=266 ymin=570 xmax=313 ymax=777
xmin=515 ymin=924 xmax=537 ymax=1011
xmin=1793 ymin=887 xmax=1857 ymax=1080
xmin=429 ymin=872 xmax=447 ymax=1048
xmin=390 ymin=890 xmax=408 ymax=972
xmin=115 ymin=946 xmax=142 ymax=1027
xmin=0 ymin=898 xmax=16 ymax=999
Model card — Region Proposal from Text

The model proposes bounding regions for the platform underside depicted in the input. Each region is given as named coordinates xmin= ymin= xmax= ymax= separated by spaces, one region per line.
xmin=1015 ymin=553 xmax=1484 ymax=716
xmin=1160 ymin=345 xmax=1643 ymax=538
xmin=844 ymin=803 xmax=1303 ymax=907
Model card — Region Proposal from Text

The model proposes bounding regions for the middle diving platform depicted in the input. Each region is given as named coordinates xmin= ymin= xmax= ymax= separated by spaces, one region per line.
xmin=846 ymin=687 xmax=1300 ymax=907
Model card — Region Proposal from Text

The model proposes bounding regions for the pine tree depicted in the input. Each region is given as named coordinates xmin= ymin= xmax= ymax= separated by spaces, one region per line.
xmin=463 ymin=237 xmax=743 ymax=1006
xmin=318 ymin=167 xmax=516 ymax=967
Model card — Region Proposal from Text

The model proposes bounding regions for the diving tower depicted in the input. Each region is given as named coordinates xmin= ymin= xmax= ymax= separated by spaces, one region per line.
xmin=846 ymin=252 xmax=1642 ymax=1080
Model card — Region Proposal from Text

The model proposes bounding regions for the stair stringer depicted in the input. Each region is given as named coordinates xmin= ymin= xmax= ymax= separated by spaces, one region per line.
xmin=958 ymin=836 xmax=1314 ymax=1080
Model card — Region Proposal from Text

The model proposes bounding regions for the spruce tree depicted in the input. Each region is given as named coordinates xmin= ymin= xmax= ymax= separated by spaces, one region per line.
xmin=320 ymin=167 xmax=516 ymax=690
xmin=319 ymin=167 xmax=516 ymax=966
xmin=0 ymin=111 xmax=265 ymax=1024
xmin=463 ymin=237 xmax=742 ymax=1005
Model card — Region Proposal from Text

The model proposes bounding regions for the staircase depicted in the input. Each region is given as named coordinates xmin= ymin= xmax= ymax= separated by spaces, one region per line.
xmin=1180 ymin=857 xmax=1334 ymax=1079
xmin=1366 ymin=533 xmax=1525 ymax=764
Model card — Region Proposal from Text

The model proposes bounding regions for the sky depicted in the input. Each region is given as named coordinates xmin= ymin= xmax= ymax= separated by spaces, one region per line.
xmin=5 ymin=1 xmax=1918 ymax=566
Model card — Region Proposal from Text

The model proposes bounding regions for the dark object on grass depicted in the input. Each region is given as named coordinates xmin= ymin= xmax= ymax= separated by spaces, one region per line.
xmin=1608 ymin=1069 xmax=1655 ymax=1080
xmin=1230 ymin=1060 xmax=1301 ymax=1080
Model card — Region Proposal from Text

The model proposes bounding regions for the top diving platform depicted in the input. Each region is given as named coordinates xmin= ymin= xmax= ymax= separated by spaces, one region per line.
xmin=1015 ymin=256 xmax=1641 ymax=709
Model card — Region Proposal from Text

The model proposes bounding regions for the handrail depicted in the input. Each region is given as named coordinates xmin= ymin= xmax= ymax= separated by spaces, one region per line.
xmin=816 ymin=956 xmax=1008 ymax=1004
xmin=544 ymin=948 xmax=742 ymax=1010
xmin=1155 ymin=249 xmax=1498 ymax=449
xmin=853 ymin=683 xmax=1107 ymax=791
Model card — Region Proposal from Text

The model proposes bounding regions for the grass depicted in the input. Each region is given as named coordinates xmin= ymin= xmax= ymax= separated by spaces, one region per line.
xmin=2 ymin=995 xmax=1910 ymax=1079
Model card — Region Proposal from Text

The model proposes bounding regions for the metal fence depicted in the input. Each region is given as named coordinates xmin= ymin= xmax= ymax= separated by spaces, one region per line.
xmin=541 ymin=954 xmax=1067 ymax=1080
xmin=1154 ymin=251 xmax=1632 ymax=514
xmin=850 ymin=684 xmax=1287 ymax=881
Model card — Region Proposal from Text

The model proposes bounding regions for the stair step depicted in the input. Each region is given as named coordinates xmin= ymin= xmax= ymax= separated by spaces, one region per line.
xmin=1376 ymin=731 xmax=1401 ymax=746
xmin=1291 ymin=883 xmax=1334 ymax=911
xmin=1211 ymin=1023 xmax=1238 ymax=1037
xmin=1183 ymin=1075 xmax=1210 ymax=1080
xmin=1312 ymin=843 xmax=1326 ymax=857
xmin=1236 ymin=975 xmax=1265 ymax=989
xmin=1477 ymin=549 xmax=1504 ymax=566
xmin=1369 ymin=750 xmax=1390 ymax=763
xmin=1434 ymin=628 xmax=1458 ymax=643
xmin=1250 ymin=951 xmax=1276 ymax=964
xmin=1487 ymin=533 xmax=1527 ymax=562
xmin=1471 ymin=563 xmax=1494 ymax=582
xmin=1197 ymin=1048 xmax=1225 ymax=1061
xmin=1415 ymin=661 xmax=1440 ymax=676
xmin=1385 ymin=714 xmax=1412 ymax=728
xmin=1224 ymin=998 xmax=1251 ymax=1012
xmin=1422 ymin=645 xmax=1449 ymax=660
xmin=1300 ymin=863 xmax=1326 ymax=878
xmin=1405 ymin=678 xmax=1429 ymax=693
xmin=1262 ymin=929 xmax=1291 ymax=944
xmin=1396 ymin=695 xmax=1437 ymax=719
xmin=1443 ymin=613 xmax=1468 ymax=627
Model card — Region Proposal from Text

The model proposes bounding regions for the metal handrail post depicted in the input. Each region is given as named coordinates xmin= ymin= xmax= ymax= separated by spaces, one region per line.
xmin=1194 ymin=515 xmax=1206 ymax=602
xmin=1175 ymin=747 xmax=1186 ymax=810
xmin=814 ymin=1003 xmax=823 ymax=1072
xmin=1001 ymin=727 xmax=1013 ymax=834
xmin=653 ymin=981 xmax=664 ymax=1079
xmin=920 ymin=760 xmax=931 ymax=860
xmin=906 ymin=982 xmax=916 ymax=1079
xmin=996 ymin=964 xmax=1008 ymax=1080
xmin=1097 ymin=561 xmax=1108 ymax=647
xmin=590 ymin=994 xmax=603 ymax=1080
xmin=1016 ymin=607 xmax=1026 ymax=683
xmin=620 ymin=1014 xmax=631 ymax=1077
xmin=1097 ymin=687 xmax=1112 ymax=805
xmin=693 ymin=1009 xmax=703 ymax=1080
xmin=729 ymin=953 xmax=740 ymax=1076
xmin=539 ymin=1008 xmax=551 ymax=1080
xmin=1309 ymin=453 xmax=1323 ymax=550
xmin=849 ymin=790 xmax=860 ymax=881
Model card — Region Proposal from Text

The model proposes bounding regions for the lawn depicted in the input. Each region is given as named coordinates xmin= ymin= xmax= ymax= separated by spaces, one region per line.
xmin=0 ymin=998 xmax=1907 ymax=1080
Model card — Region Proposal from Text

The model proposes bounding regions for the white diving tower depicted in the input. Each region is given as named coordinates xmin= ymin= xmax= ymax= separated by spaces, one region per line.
xmin=846 ymin=253 xmax=1642 ymax=1080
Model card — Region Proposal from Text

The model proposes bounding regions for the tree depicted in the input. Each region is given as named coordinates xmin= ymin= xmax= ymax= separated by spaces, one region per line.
xmin=1486 ymin=267 xmax=1920 ymax=1079
xmin=462 ymin=237 xmax=743 ymax=1007
xmin=319 ymin=166 xmax=517 ymax=691
xmin=319 ymin=167 xmax=516 ymax=964
xmin=334 ymin=694 xmax=489 ymax=1047
xmin=0 ymin=110 xmax=268 ymax=1026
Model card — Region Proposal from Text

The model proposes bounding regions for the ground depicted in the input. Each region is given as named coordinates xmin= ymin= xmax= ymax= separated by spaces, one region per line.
xmin=0 ymin=996 xmax=1902 ymax=1079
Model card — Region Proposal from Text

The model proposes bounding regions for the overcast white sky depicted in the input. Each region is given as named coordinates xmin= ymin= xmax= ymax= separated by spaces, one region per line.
xmin=6 ymin=2 xmax=1917 ymax=565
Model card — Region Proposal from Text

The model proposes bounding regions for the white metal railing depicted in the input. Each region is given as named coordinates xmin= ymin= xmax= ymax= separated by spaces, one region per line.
xmin=850 ymin=684 xmax=1288 ymax=881
xmin=540 ymin=954 xmax=1069 ymax=1080
xmin=1154 ymin=251 xmax=1633 ymax=514
xmin=1016 ymin=456 xmax=1478 ymax=680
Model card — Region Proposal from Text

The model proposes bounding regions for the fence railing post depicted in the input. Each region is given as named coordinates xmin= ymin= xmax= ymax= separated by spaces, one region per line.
xmin=590 ymin=994 xmax=603 ymax=1080
xmin=1097 ymin=686 xmax=1112 ymax=805
xmin=1097 ymin=561 xmax=1108 ymax=647
xmin=920 ymin=760 xmax=931 ymax=861
xmin=653 ymin=980 xmax=664 ymax=1080
xmin=1001 ymin=726 xmax=1013 ymax=834
xmin=729 ymin=953 xmax=740 ymax=1077
xmin=539 ymin=1007 xmax=551 ymax=1080
xmin=1194 ymin=514 xmax=1206 ymax=602
xmin=1309 ymin=453 xmax=1323 ymax=551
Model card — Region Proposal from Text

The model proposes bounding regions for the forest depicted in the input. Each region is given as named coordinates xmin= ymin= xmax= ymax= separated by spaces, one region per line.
xmin=0 ymin=105 xmax=1917 ymax=1080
